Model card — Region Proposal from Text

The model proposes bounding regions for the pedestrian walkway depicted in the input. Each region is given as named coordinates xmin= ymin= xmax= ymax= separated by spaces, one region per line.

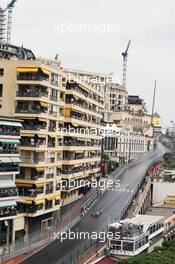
xmin=4 ymin=244 xmax=47 ymax=264
xmin=96 ymin=256 xmax=117 ymax=263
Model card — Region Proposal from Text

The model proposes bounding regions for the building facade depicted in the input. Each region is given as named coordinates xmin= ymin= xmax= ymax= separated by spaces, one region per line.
xmin=109 ymin=215 xmax=164 ymax=258
xmin=0 ymin=49 xmax=104 ymax=236
xmin=0 ymin=117 xmax=22 ymax=246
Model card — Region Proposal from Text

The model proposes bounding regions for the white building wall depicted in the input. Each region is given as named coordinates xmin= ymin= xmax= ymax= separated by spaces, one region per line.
xmin=152 ymin=182 xmax=175 ymax=205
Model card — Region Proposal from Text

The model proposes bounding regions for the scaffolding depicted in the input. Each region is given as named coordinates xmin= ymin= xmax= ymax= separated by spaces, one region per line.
xmin=0 ymin=7 xmax=6 ymax=44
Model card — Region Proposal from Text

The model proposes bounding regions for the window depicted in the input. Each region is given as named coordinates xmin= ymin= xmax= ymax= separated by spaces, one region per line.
xmin=123 ymin=242 xmax=134 ymax=252
xmin=0 ymin=69 xmax=4 ymax=76
xmin=0 ymin=84 xmax=3 ymax=97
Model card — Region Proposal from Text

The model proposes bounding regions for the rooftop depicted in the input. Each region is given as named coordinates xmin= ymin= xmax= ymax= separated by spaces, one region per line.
xmin=146 ymin=207 xmax=175 ymax=220
xmin=110 ymin=214 xmax=164 ymax=239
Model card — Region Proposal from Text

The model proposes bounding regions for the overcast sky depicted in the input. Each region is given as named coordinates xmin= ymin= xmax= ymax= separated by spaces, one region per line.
xmin=2 ymin=0 xmax=175 ymax=127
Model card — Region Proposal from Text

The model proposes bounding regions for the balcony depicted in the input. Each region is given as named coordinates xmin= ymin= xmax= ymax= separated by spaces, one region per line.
xmin=45 ymin=200 xmax=53 ymax=210
xmin=0 ymin=146 xmax=19 ymax=155
xmin=50 ymin=95 xmax=58 ymax=102
xmin=0 ymin=188 xmax=18 ymax=198
xmin=16 ymin=107 xmax=48 ymax=115
xmin=65 ymin=99 xmax=102 ymax=117
xmin=18 ymin=188 xmax=44 ymax=197
xmin=17 ymin=203 xmax=44 ymax=214
xmin=22 ymin=120 xmax=47 ymax=131
xmin=17 ymin=73 xmax=49 ymax=83
xmin=67 ymin=113 xmax=100 ymax=127
xmin=0 ymin=207 xmax=17 ymax=218
xmin=0 ymin=126 xmax=20 ymax=136
xmin=31 ymin=172 xmax=44 ymax=180
xmin=20 ymin=138 xmax=46 ymax=148
xmin=66 ymin=83 xmax=104 ymax=106
xmin=0 ymin=163 xmax=19 ymax=173
xmin=48 ymin=141 xmax=55 ymax=148
xmin=16 ymin=90 xmax=48 ymax=98
xmin=45 ymin=188 xmax=54 ymax=195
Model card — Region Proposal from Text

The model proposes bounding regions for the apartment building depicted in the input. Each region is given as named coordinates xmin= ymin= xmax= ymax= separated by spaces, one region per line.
xmin=102 ymin=125 xmax=150 ymax=164
xmin=109 ymin=83 xmax=128 ymax=112
xmin=0 ymin=117 xmax=21 ymax=246
xmin=0 ymin=46 xmax=104 ymax=234
xmin=64 ymin=68 xmax=112 ymax=123
xmin=0 ymin=47 xmax=65 ymax=233
xmin=62 ymin=69 xmax=104 ymax=207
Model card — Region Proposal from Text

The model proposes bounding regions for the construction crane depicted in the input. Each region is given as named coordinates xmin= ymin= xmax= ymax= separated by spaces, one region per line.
xmin=5 ymin=0 xmax=17 ymax=44
xmin=122 ymin=40 xmax=131 ymax=86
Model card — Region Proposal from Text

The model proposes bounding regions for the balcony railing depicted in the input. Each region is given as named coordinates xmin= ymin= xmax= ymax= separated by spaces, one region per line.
xmin=17 ymin=204 xmax=44 ymax=214
xmin=16 ymin=108 xmax=48 ymax=115
xmin=64 ymin=140 xmax=101 ymax=147
xmin=16 ymin=91 xmax=48 ymax=98
xmin=0 ymin=127 xmax=20 ymax=136
xmin=63 ymin=155 xmax=99 ymax=161
xmin=21 ymin=139 xmax=46 ymax=148
xmin=18 ymin=188 xmax=44 ymax=197
xmin=0 ymin=188 xmax=18 ymax=198
xmin=50 ymin=95 xmax=58 ymax=102
xmin=70 ymin=114 xmax=100 ymax=126
xmin=0 ymin=207 xmax=17 ymax=218
xmin=66 ymin=85 xmax=104 ymax=105
xmin=66 ymin=100 xmax=101 ymax=114
xmin=62 ymin=166 xmax=99 ymax=175
xmin=22 ymin=123 xmax=47 ymax=131
xmin=0 ymin=148 xmax=19 ymax=154
xmin=17 ymin=75 xmax=49 ymax=82
xmin=31 ymin=173 xmax=44 ymax=180
xmin=0 ymin=164 xmax=19 ymax=173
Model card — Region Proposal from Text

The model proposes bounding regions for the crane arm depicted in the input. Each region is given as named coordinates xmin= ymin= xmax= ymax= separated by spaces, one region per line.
xmin=5 ymin=0 xmax=17 ymax=11
xmin=125 ymin=40 xmax=131 ymax=54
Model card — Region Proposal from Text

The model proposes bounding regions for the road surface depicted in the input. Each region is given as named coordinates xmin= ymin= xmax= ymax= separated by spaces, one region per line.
xmin=23 ymin=146 xmax=165 ymax=264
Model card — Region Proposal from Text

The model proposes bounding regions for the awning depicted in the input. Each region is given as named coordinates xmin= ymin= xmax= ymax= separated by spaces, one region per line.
xmin=45 ymin=196 xmax=54 ymax=201
xmin=35 ymin=183 xmax=44 ymax=188
xmin=36 ymin=167 xmax=45 ymax=172
xmin=55 ymin=195 xmax=61 ymax=201
xmin=74 ymin=164 xmax=81 ymax=168
xmin=0 ymin=179 xmax=15 ymax=188
xmin=0 ymin=121 xmax=22 ymax=127
xmin=37 ymin=134 xmax=47 ymax=138
xmin=40 ymin=102 xmax=49 ymax=108
xmin=38 ymin=118 xmax=47 ymax=122
xmin=10 ymin=157 xmax=21 ymax=163
xmin=16 ymin=183 xmax=33 ymax=188
xmin=0 ymin=200 xmax=16 ymax=208
xmin=71 ymin=122 xmax=78 ymax=127
xmin=41 ymin=68 xmax=50 ymax=76
xmin=17 ymin=200 xmax=32 ymax=205
xmin=21 ymin=133 xmax=35 ymax=137
xmin=35 ymin=200 xmax=44 ymax=205
xmin=17 ymin=67 xmax=38 ymax=73
xmin=23 ymin=117 xmax=35 ymax=120
xmin=0 ymin=139 xmax=20 ymax=144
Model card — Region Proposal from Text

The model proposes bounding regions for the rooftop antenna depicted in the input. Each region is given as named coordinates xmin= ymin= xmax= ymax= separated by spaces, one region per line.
xmin=122 ymin=40 xmax=131 ymax=86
